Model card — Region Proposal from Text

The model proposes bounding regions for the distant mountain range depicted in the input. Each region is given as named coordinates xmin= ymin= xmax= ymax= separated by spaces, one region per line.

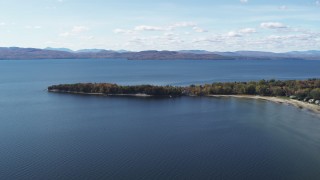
xmin=0 ymin=47 xmax=319 ymax=60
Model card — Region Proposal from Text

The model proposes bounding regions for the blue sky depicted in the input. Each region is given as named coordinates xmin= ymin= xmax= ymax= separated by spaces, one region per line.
xmin=0 ymin=0 xmax=319 ymax=52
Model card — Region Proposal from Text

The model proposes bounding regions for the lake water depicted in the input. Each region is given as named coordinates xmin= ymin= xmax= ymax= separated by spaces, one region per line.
xmin=1 ymin=59 xmax=320 ymax=179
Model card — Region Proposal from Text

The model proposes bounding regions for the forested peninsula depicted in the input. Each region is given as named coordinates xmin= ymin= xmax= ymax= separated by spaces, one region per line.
xmin=48 ymin=79 xmax=320 ymax=102
xmin=48 ymin=79 xmax=320 ymax=113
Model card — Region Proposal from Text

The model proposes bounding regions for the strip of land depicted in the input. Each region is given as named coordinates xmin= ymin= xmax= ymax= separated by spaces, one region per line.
xmin=48 ymin=79 xmax=320 ymax=115
xmin=49 ymin=89 xmax=152 ymax=97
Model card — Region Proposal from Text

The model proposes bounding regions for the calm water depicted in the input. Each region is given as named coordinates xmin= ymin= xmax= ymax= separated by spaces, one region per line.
xmin=1 ymin=59 xmax=320 ymax=179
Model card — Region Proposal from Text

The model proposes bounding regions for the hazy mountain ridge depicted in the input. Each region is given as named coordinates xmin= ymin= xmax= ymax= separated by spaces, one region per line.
xmin=0 ymin=47 xmax=319 ymax=60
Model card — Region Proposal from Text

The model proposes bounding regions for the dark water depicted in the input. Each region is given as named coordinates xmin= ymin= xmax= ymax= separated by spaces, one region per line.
xmin=1 ymin=59 xmax=320 ymax=179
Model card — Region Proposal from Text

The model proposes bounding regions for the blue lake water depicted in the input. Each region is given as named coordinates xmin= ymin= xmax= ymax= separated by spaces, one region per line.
xmin=1 ymin=59 xmax=320 ymax=179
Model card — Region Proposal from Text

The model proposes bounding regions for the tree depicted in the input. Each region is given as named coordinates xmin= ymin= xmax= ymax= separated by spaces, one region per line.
xmin=310 ymin=88 xmax=320 ymax=99
xmin=256 ymin=85 xmax=271 ymax=96
xmin=245 ymin=85 xmax=256 ymax=95
xmin=271 ymin=87 xmax=285 ymax=96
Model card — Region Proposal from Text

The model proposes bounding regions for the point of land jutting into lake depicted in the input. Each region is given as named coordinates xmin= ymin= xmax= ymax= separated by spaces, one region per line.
xmin=48 ymin=79 xmax=320 ymax=114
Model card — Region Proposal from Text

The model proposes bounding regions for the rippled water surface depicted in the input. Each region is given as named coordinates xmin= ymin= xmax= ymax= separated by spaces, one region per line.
xmin=1 ymin=59 xmax=320 ymax=179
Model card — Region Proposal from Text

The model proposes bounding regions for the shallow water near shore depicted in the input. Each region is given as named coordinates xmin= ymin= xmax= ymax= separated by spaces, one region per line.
xmin=1 ymin=59 xmax=320 ymax=179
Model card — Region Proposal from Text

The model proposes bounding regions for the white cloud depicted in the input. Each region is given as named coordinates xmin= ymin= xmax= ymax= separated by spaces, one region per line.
xmin=193 ymin=26 xmax=208 ymax=33
xmin=71 ymin=26 xmax=89 ymax=33
xmin=260 ymin=22 xmax=287 ymax=29
xmin=240 ymin=0 xmax=248 ymax=3
xmin=316 ymin=1 xmax=320 ymax=6
xmin=225 ymin=28 xmax=256 ymax=38
xmin=59 ymin=26 xmax=89 ymax=37
xmin=113 ymin=28 xmax=134 ymax=34
xmin=119 ymin=27 xmax=320 ymax=52
xmin=239 ymin=28 xmax=256 ymax=34
xmin=133 ymin=22 xmax=198 ymax=32
xmin=171 ymin=22 xmax=197 ymax=28
xmin=134 ymin=25 xmax=167 ymax=31
xmin=267 ymin=34 xmax=315 ymax=41
xmin=113 ymin=22 xmax=320 ymax=52
xmin=0 ymin=22 xmax=5 ymax=26
xmin=80 ymin=36 xmax=94 ymax=40
xmin=163 ymin=32 xmax=176 ymax=37
xmin=227 ymin=31 xmax=242 ymax=37
xmin=114 ymin=22 xmax=201 ymax=34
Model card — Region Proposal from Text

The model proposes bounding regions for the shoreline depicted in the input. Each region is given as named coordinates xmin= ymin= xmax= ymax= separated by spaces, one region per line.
xmin=209 ymin=95 xmax=320 ymax=114
xmin=48 ymin=89 xmax=320 ymax=114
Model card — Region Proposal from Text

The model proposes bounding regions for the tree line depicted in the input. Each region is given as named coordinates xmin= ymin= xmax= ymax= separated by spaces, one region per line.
xmin=48 ymin=83 xmax=183 ymax=96
xmin=48 ymin=79 xmax=320 ymax=100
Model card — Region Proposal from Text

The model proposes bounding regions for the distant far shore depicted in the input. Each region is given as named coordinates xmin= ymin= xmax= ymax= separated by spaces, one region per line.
xmin=1 ymin=47 xmax=320 ymax=60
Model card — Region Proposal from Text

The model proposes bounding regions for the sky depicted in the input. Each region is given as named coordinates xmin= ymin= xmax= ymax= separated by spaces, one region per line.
xmin=0 ymin=0 xmax=319 ymax=52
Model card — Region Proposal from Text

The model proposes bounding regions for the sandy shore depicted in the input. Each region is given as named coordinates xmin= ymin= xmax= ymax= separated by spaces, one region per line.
xmin=209 ymin=95 xmax=320 ymax=114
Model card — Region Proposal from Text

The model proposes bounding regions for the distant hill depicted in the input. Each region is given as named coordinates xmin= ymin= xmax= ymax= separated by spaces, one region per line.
xmin=44 ymin=47 xmax=74 ymax=52
xmin=76 ymin=49 xmax=106 ymax=53
xmin=287 ymin=50 xmax=320 ymax=56
xmin=45 ymin=47 xmax=131 ymax=53
xmin=0 ymin=48 xmax=231 ymax=60
xmin=0 ymin=47 xmax=319 ymax=60
xmin=215 ymin=50 xmax=320 ymax=60
xmin=0 ymin=47 xmax=76 ymax=59
xmin=179 ymin=50 xmax=216 ymax=54
xmin=122 ymin=50 xmax=230 ymax=60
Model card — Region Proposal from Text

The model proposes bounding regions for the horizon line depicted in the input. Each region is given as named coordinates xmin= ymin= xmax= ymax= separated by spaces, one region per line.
xmin=1 ymin=46 xmax=319 ymax=54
